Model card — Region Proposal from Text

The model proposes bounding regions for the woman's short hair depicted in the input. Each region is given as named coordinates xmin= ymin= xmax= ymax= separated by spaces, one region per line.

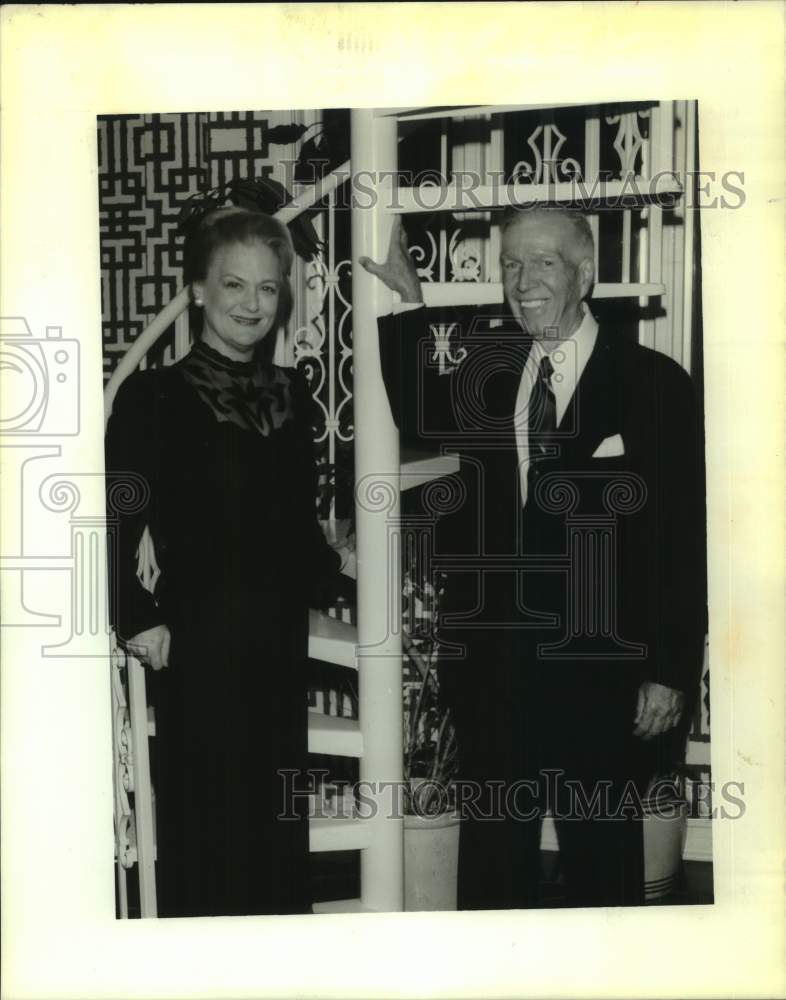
xmin=183 ymin=207 xmax=296 ymax=342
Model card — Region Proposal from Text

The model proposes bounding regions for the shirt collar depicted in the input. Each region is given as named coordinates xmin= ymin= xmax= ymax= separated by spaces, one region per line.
xmin=527 ymin=304 xmax=598 ymax=422
xmin=533 ymin=302 xmax=597 ymax=374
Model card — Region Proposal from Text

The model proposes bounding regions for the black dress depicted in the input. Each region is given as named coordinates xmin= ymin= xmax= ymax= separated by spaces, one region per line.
xmin=106 ymin=339 xmax=343 ymax=917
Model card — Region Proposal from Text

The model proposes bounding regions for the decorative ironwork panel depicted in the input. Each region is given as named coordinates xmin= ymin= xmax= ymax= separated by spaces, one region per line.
xmin=503 ymin=107 xmax=587 ymax=186
xmin=111 ymin=637 xmax=136 ymax=920
xmin=293 ymin=187 xmax=355 ymax=521
xmin=600 ymin=107 xmax=652 ymax=178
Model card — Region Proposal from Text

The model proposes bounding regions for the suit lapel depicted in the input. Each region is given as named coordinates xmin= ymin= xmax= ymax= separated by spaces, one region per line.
xmin=558 ymin=325 xmax=624 ymax=463
xmin=461 ymin=306 xmax=627 ymax=458
xmin=468 ymin=307 xmax=532 ymax=431
xmin=479 ymin=305 xmax=623 ymax=459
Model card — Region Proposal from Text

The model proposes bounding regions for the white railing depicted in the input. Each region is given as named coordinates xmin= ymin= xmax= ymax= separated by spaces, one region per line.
xmin=110 ymin=643 xmax=156 ymax=917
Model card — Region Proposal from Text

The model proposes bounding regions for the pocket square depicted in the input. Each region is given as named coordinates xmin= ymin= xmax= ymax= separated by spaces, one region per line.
xmin=592 ymin=433 xmax=625 ymax=458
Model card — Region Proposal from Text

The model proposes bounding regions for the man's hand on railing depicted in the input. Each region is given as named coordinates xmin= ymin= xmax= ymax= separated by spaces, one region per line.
xmin=126 ymin=624 xmax=171 ymax=671
xmin=359 ymin=216 xmax=424 ymax=304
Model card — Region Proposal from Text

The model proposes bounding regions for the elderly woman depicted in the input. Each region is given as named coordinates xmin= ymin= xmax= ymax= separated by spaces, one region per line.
xmin=106 ymin=209 xmax=348 ymax=917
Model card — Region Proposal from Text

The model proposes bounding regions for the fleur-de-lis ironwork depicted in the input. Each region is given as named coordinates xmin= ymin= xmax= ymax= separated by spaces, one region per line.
xmin=605 ymin=110 xmax=649 ymax=177
xmin=511 ymin=122 xmax=583 ymax=184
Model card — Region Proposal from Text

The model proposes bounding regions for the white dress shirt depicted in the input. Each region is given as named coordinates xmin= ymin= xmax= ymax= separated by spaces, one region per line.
xmin=391 ymin=299 xmax=599 ymax=507
xmin=514 ymin=305 xmax=599 ymax=507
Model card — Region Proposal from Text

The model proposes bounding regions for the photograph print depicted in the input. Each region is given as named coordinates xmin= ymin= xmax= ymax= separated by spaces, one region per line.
xmin=99 ymin=100 xmax=712 ymax=919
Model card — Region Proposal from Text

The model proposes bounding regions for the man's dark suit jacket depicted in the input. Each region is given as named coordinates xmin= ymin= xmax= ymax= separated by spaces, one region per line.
xmin=380 ymin=300 xmax=707 ymax=908
xmin=379 ymin=301 xmax=707 ymax=763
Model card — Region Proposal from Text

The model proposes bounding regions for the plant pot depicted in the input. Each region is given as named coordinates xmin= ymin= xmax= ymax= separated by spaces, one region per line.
xmin=404 ymin=811 xmax=460 ymax=911
xmin=642 ymin=781 xmax=688 ymax=901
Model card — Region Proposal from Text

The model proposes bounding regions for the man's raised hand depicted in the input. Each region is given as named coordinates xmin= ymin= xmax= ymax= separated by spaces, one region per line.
xmin=358 ymin=215 xmax=424 ymax=304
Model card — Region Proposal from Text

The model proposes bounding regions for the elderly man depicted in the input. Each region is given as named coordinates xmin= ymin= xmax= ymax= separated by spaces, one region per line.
xmin=363 ymin=207 xmax=706 ymax=908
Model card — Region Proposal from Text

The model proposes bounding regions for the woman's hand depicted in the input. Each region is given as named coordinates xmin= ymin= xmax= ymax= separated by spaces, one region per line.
xmin=358 ymin=216 xmax=424 ymax=304
xmin=336 ymin=532 xmax=357 ymax=580
xmin=126 ymin=624 xmax=171 ymax=671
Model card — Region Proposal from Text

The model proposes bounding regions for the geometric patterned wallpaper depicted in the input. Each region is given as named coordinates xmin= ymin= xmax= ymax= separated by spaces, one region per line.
xmin=97 ymin=111 xmax=306 ymax=382
xmin=98 ymin=113 xmax=204 ymax=381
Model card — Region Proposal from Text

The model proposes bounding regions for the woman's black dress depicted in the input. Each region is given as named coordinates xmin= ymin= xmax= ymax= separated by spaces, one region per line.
xmin=106 ymin=340 xmax=342 ymax=917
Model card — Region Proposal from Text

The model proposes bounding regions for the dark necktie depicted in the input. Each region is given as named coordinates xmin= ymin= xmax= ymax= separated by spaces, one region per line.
xmin=528 ymin=354 xmax=557 ymax=462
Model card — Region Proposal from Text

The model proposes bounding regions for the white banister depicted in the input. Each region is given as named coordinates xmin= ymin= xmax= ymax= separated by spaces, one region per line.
xmin=350 ymin=108 xmax=405 ymax=913
xmin=104 ymin=287 xmax=191 ymax=420
xmin=111 ymin=646 xmax=131 ymax=918
xmin=126 ymin=653 xmax=157 ymax=916
xmin=276 ymin=160 xmax=349 ymax=223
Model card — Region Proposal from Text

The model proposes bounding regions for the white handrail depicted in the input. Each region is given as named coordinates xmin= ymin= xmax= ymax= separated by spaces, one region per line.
xmin=104 ymin=288 xmax=191 ymax=422
xmin=127 ymin=653 xmax=157 ymax=916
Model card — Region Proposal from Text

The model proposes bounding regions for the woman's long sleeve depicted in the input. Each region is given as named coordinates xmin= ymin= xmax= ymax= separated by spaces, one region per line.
xmin=105 ymin=372 xmax=167 ymax=643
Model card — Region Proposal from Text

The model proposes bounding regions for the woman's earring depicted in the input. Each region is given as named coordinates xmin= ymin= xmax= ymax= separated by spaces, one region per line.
xmin=194 ymin=296 xmax=203 ymax=307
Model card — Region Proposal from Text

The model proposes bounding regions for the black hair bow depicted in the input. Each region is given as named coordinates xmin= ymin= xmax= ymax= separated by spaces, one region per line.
xmin=177 ymin=174 xmax=324 ymax=262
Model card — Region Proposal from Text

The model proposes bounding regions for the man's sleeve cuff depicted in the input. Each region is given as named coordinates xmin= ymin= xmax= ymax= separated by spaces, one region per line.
xmin=391 ymin=301 xmax=426 ymax=315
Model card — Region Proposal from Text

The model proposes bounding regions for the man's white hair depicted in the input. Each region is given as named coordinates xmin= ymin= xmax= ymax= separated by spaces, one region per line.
xmin=499 ymin=206 xmax=595 ymax=266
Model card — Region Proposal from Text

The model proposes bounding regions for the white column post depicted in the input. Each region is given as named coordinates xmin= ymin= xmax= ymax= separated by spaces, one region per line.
xmin=350 ymin=109 xmax=404 ymax=912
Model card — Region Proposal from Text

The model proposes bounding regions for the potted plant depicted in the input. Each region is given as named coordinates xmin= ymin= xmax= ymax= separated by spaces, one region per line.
xmin=401 ymin=571 xmax=460 ymax=911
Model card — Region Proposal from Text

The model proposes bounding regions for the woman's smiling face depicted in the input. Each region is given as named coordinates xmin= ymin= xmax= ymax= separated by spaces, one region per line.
xmin=193 ymin=239 xmax=281 ymax=361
